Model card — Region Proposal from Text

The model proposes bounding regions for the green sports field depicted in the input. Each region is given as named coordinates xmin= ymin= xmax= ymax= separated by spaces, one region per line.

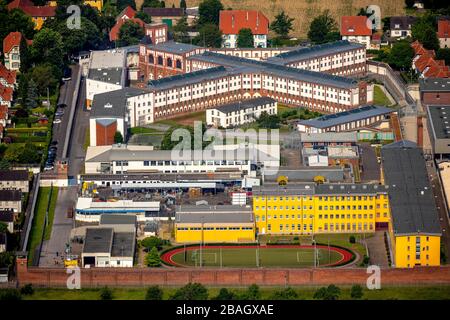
xmin=163 ymin=245 xmax=351 ymax=268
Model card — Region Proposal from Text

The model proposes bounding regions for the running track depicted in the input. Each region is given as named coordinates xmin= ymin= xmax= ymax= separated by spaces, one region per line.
xmin=161 ymin=245 xmax=354 ymax=268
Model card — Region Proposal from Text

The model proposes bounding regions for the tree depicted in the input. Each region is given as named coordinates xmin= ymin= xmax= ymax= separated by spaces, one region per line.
xmin=141 ymin=236 xmax=164 ymax=251
xmin=20 ymin=284 xmax=34 ymax=296
xmin=116 ymin=0 xmax=136 ymax=11
xmin=237 ymin=28 xmax=254 ymax=48
xmin=0 ymin=159 xmax=10 ymax=170
xmin=437 ymin=48 xmax=450 ymax=66
xmin=308 ymin=10 xmax=339 ymax=44
xmin=270 ymin=11 xmax=294 ymax=39
xmin=198 ymin=0 xmax=223 ymax=26
xmin=313 ymin=285 xmax=341 ymax=300
xmin=30 ymin=28 xmax=64 ymax=69
xmin=0 ymin=222 xmax=8 ymax=233
xmin=0 ymin=252 xmax=14 ymax=268
xmin=114 ymin=131 xmax=124 ymax=144
xmin=214 ymin=288 xmax=236 ymax=300
xmin=99 ymin=286 xmax=113 ymax=300
xmin=405 ymin=0 xmax=415 ymax=8
xmin=257 ymin=111 xmax=280 ymax=129
xmin=180 ymin=0 xmax=187 ymax=10
xmin=240 ymin=284 xmax=261 ymax=300
xmin=135 ymin=11 xmax=152 ymax=24
xmin=412 ymin=14 xmax=440 ymax=50
xmin=142 ymin=0 xmax=165 ymax=8
xmin=0 ymin=8 xmax=35 ymax=40
xmin=117 ymin=20 xmax=145 ymax=46
xmin=194 ymin=23 xmax=223 ymax=48
xmin=30 ymin=64 xmax=59 ymax=96
xmin=145 ymin=247 xmax=161 ymax=267
xmin=145 ymin=286 xmax=163 ymax=300
xmin=269 ymin=287 xmax=298 ymax=300
xmin=4 ymin=144 xmax=23 ymax=163
xmin=0 ymin=289 xmax=22 ymax=301
xmin=350 ymin=285 xmax=364 ymax=299
xmin=19 ymin=142 xmax=40 ymax=164
xmin=170 ymin=283 xmax=208 ymax=300
xmin=173 ymin=16 xmax=189 ymax=43
xmin=25 ymin=79 xmax=38 ymax=109
xmin=388 ymin=40 xmax=414 ymax=70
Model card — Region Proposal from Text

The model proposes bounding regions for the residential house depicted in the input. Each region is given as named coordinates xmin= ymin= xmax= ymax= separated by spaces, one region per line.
xmin=0 ymin=233 xmax=6 ymax=253
xmin=412 ymin=41 xmax=450 ymax=78
xmin=340 ymin=16 xmax=372 ymax=49
xmin=389 ymin=16 xmax=417 ymax=39
xmin=438 ymin=18 xmax=450 ymax=49
xmin=3 ymin=31 xmax=30 ymax=72
xmin=142 ymin=7 xmax=186 ymax=27
xmin=0 ymin=85 xmax=13 ymax=108
xmin=7 ymin=0 xmax=56 ymax=30
xmin=219 ymin=10 xmax=269 ymax=48
xmin=0 ymin=63 xmax=16 ymax=88
xmin=0 ymin=190 xmax=22 ymax=214
xmin=0 ymin=170 xmax=29 ymax=192
xmin=0 ymin=210 xmax=14 ymax=233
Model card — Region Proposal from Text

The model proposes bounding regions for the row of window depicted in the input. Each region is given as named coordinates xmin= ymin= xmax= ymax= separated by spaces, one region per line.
xmin=266 ymin=222 xmax=374 ymax=232
xmin=255 ymin=195 xmax=387 ymax=201
xmin=177 ymin=227 xmax=253 ymax=231
xmin=255 ymin=212 xmax=388 ymax=222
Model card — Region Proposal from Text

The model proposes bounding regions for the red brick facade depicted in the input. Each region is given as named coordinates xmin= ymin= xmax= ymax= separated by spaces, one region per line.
xmin=421 ymin=92 xmax=450 ymax=105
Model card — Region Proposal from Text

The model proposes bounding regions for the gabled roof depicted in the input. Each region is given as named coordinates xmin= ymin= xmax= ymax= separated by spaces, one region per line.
xmin=340 ymin=16 xmax=372 ymax=36
xmin=0 ymin=64 xmax=17 ymax=85
xmin=143 ymin=7 xmax=184 ymax=17
xmin=0 ymin=170 xmax=28 ymax=181
xmin=219 ymin=10 xmax=269 ymax=35
xmin=438 ymin=19 xmax=450 ymax=38
xmin=3 ymin=31 xmax=22 ymax=54
xmin=116 ymin=5 xmax=136 ymax=21
xmin=109 ymin=18 xmax=145 ymax=42
xmin=0 ymin=85 xmax=13 ymax=102
xmin=8 ymin=0 xmax=56 ymax=17
xmin=390 ymin=16 xmax=417 ymax=31
xmin=0 ymin=190 xmax=21 ymax=201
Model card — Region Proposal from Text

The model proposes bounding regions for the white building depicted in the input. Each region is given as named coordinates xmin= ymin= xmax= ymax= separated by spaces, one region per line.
xmin=340 ymin=16 xmax=372 ymax=50
xmin=389 ymin=16 xmax=417 ymax=39
xmin=206 ymin=97 xmax=277 ymax=128
xmin=85 ymin=49 xmax=127 ymax=109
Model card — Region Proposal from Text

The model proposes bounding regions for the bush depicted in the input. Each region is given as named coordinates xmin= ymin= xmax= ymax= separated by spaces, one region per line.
xmin=270 ymin=287 xmax=298 ymax=300
xmin=239 ymin=284 xmax=261 ymax=300
xmin=0 ymin=289 xmax=22 ymax=300
xmin=170 ymin=283 xmax=208 ymax=300
xmin=213 ymin=288 xmax=236 ymax=300
xmin=350 ymin=285 xmax=364 ymax=300
xmin=20 ymin=284 xmax=34 ymax=296
xmin=313 ymin=285 xmax=341 ymax=300
xmin=141 ymin=236 xmax=164 ymax=251
xmin=145 ymin=247 xmax=161 ymax=267
xmin=99 ymin=286 xmax=113 ymax=300
xmin=145 ymin=286 xmax=163 ymax=300
xmin=349 ymin=235 xmax=356 ymax=244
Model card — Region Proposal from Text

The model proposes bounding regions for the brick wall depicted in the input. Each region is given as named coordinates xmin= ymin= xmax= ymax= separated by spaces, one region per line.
xmin=422 ymin=92 xmax=450 ymax=105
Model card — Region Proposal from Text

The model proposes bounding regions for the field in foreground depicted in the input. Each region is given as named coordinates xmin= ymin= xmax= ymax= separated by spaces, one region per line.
xmin=161 ymin=0 xmax=405 ymax=38
xmin=17 ymin=286 xmax=450 ymax=300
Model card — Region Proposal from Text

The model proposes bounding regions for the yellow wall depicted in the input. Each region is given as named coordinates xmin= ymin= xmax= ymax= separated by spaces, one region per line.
xmin=394 ymin=235 xmax=440 ymax=268
xmin=253 ymin=193 xmax=390 ymax=235
xmin=175 ymin=223 xmax=255 ymax=243
xmin=48 ymin=0 xmax=103 ymax=11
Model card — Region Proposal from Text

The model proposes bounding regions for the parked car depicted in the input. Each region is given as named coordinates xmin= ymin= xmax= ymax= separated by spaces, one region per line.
xmin=44 ymin=165 xmax=54 ymax=171
xmin=62 ymin=67 xmax=72 ymax=81
xmin=51 ymin=141 xmax=58 ymax=146
xmin=53 ymin=118 xmax=62 ymax=124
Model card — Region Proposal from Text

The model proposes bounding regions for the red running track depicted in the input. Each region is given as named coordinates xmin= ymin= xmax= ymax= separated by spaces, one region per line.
xmin=161 ymin=245 xmax=354 ymax=268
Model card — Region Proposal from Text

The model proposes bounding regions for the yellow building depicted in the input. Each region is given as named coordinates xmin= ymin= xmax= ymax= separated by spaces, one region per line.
xmin=253 ymin=184 xmax=391 ymax=236
xmin=175 ymin=205 xmax=255 ymax=243
xmin=381 ymin=140 xmax=441 ymax=268
xmin=48 ymin=0 xmax=103 ymax=11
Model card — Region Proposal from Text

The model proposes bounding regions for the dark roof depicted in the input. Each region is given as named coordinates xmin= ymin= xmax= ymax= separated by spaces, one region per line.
xmin=268 ymin=40 xmax=364 ymax=64
xmin=316 ymin=183 xmax=389 ymax=195
xmin=82 ymin=228 xmax=113 ymax=253
xmin=297 ymin=105 xmax=394 ymax=129
xmin=145 ymin=40 xmax=201 ymax=54
xmin=0 ymin=190 xmax=21 ymax=201
xmin=91 ymin=88 xmax=149 ymax=118
xmin=0 ymin=210 xmax=14 ymax=222
xmin=176 ymin=205 xmax=253 ymax=223
xmin=111 ymin=232 xmax=135 ymax=257
xmin=213 ymin=97 xmax=276 ymax=114
xmin=0 ymin=170 xmax=28 ymax=181
xmin=381 ymin=141 xmax=441 ymax=236
xmin=427 ymin=105 xmax=450 ymax=139
xmin=419 ymin=78 xmax=450 ymax=92
xmin=390 ymin=16 xmax=417 ymax=30
xmin=100 ymin=214 xmax=137 ymax=225
xmin=0 ymin=233 xmax=5 ymax=245
xmin=143 ymin=7 xmax=184 ymax=17
xmin=88 ymin=67 xmax=123 ymax=85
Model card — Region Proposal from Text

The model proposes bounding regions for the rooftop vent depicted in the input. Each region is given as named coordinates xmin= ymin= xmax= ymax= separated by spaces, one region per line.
xmin=104 ymin=103 xmax=112 ymax=108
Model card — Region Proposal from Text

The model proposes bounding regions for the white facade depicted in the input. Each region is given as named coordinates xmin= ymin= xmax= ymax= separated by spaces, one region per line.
xmin=89 ymin=116 xmax=126 ymax=147
xmin=4 ymin=46 xmax=20 ymax=71
xmin=342 ymin=35 xmax=371 ymax=50
xmin=222 ymin=34 xmax=267 ymax=48
xmin=440 ymin=37 xmax=450 ymax=49
xmin=206 ymin=100 xmax=277 ymax=128
xmin=86 ymin=78 xmax=123 ymax=109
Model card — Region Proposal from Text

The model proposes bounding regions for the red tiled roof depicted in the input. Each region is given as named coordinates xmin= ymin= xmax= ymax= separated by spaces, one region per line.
xmin=116 ymin=6 xmax=136 ymax=21
xmin=109 ymin=18 xmax=145 ymax=42
xmin=8 ymin=0 xmax=55 ymax=17
xmin=340 ymin=16 xmax=372 ymax=36
xmin=413 ymin=40 xmax=450 ymax=78
xmin=0 ymin=85 xmax=13 ymax=103
xmin=3 ymin=31 xmax=22 ymax=54
xmin=0 ymin=64 xmax=16 ymax=85
xmin=219 ymin=10 xmax=269 ymax=35
xmin=0 ymin=105 xmax=7 ymax=120
xmin=438 ymin=19 xmax=450 ymax=38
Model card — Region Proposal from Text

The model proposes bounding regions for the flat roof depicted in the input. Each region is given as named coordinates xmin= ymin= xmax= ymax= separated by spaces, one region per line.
xmin=111 ymin=232 xmax=135 ymax=257
xmin=381 ymin=140 xmax=441 ymax=236
xmin=427 ymin=105 xmax=450 ymax=139
xmin=252 ymin=183 xmax=388 ymax=196
xmin=89 ymin=49 xmax=126 ymax=69
xmin=0 ymin=170 xmax=28 ymax=181
xmin=268 ymin=40 xmax=364 ymax=64
xmin=0 ymin=210 xmax=14 ymax=222
xmin=298 ymin=105 xmax=394 ymax=129
xmin=419 ymin=78 xmax=450 ymax=92
xmin=300 ymin=132 xmax=358 ymax=143
xmin=212 ymin=97 xmax=276 ymax=114
xmin=176 ymin=206 xmax=254 ymax=224
xmin=145 ymin=40 xmax=201 ymax=54
xmin=88 ymin=67 xmax=123 ymax=85
xmin=100 ymin=214 xmax=137 ymax=225
xmin=91 ymin=88 xmax=149 ymax=118
xmin=83 ymin=228 xmax=113 ymax=254
xmin=81 ymin=172 xmax=244 ymax=182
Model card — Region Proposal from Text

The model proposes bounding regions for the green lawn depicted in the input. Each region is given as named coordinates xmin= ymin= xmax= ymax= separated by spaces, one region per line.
xmin=129 ymin=127 xmax=164 ymax=134
xmin=169 ymin=247 xmax=343 ymax=268
xmin=373 ymin=85 xmax=392 ymax=106
xmin=27 ymin=187 xmax=58 ymax=265
xmin=277 ymin=104 xmax=292 ymax=115
xmin=83 ymin=126 xmax=90 ymax=152
xmin=19 ymin=285 xmax=450 ymax=300
xmin=157 ymin=111 xmax=206 ymax=127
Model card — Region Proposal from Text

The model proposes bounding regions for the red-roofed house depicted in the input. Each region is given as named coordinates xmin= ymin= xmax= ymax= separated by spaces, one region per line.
xmin=116 ymin=5 xmax=136 ymax=21
xmin=8 ymin=0 xmax=56 ymax=30
xmin=340 ymin=16 xmax=372 ymax=49
xmin=0 ymin=64 xmax=16 ymax=88
xmin=110 ymin=17 xmax=145 ymax=42
xmin=412 ymin=40 xmax=450 ymax=78
xmin=0 ymin=85 xmax=13 ymax=108
xmin=438 ymin=19 xmax=450 ymax=48
xmin=219 ymin=10 xmax=269 ymax=48
xmin=2 ymin=31 xmax=30 ymax=72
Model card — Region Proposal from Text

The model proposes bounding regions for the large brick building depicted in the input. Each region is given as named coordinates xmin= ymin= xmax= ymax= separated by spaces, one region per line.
xmin=419 ymin=78 xmax=450 ymax=106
